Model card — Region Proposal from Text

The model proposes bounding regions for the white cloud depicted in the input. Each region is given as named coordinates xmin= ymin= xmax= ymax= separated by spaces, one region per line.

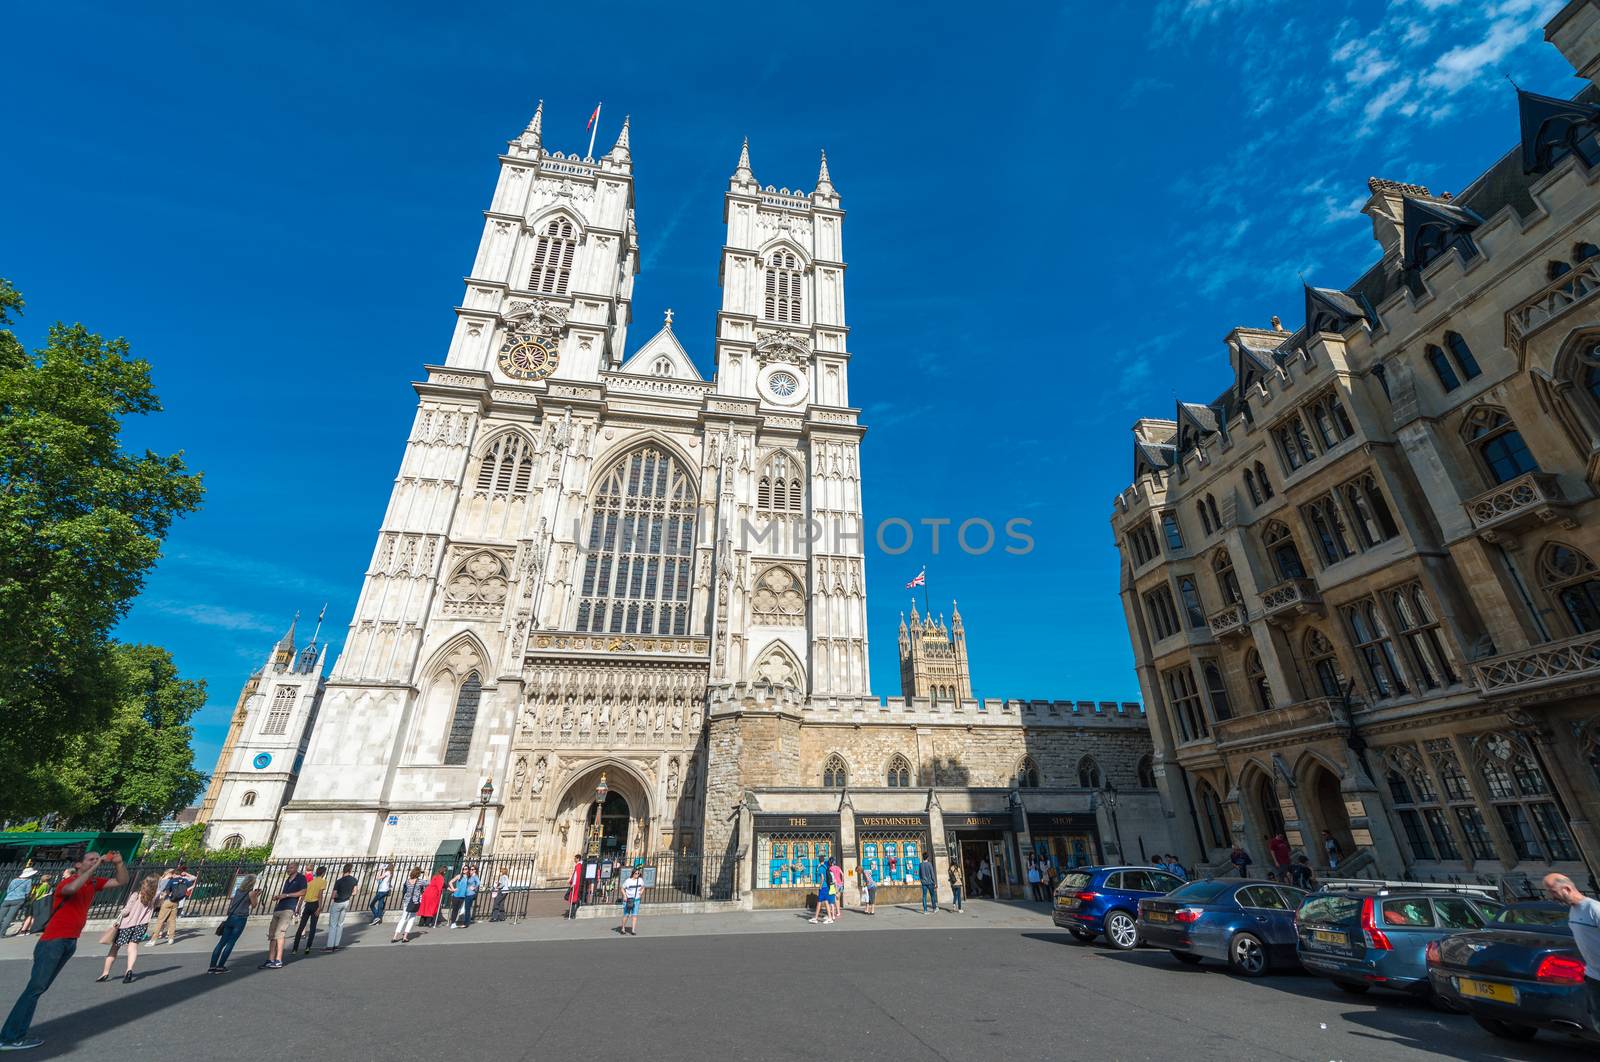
xmin=146 ymin=601 xmax=280 ymax=634
xmin=1424 ymin=16 xmax=1535 ymax=93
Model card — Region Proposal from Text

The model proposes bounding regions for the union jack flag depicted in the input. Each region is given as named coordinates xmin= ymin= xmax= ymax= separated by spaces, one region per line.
xmin=905 ymin=567 xmax=926 ymax=589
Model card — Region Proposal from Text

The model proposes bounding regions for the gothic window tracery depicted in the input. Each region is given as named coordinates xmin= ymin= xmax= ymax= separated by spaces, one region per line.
xmin=221 ymin=835 xmax=243 ymax=850
xmin=263 ymin=687 xmax=297 ymax=736
xmin=757 ymin=450 xmax=804 ymax=514
xmin=764 ymin=250 xmax=803 ymax=323
xmin=1262 ymin=521 xmax=1305 ymax=582
xmin=1017 ymin=757 xmax=1041 ymax=789
xmin=576 ymin=445 xmax=697 ymax=636
xmin=443 ymin=552 xmax=511 ymax=617
xmin=1388 ymin=584 xmax=1457 ymax=690
xmin=1344 ymin=599 xmax=1407 ymax=700
xmin=1304 ymin=628 xmax=1346 ymax=700
xmin=887 ymin=754 xmax=913 ymax=788
xmin=1383 ymin=745 xmax=1457 ymax=861
xmin=1463 ymin=407 xmax=1538 ymax=486
xmin=1213 ymin=549 xmax=1243 ymax=605
xmin=1255 ymin=461 xmax=1274 ymax=500
xmin=1244 ymin=649 xmax=1271 ymax=711
xmin=1474 ymin=733 xmax=1578 ymax=862
xmin=1202 ymin=662 xmax=1233 ymax=721
xmin=443 ymin=672 xmax=482 ymax=766
xmin=1538 ymin=542 xmax=1600 ymax=635
xmin=529 ymin=217 xmax=577 ymax=295
xmin=823 ymin=753 xmax=848 ymax=788
xmin=474 ymin=432 xmax=536 ymax=495
xmin=1077 ymin=756 xmax=1102 ymax=789
xmin=752 ymin=566 xmax=806 ymax=625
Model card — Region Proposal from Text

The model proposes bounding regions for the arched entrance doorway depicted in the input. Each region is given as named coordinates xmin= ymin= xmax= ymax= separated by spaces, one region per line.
xmin=546 ymin=763 xmax=652 ymax=884
xmin=586 ymin=790 xmax=632 ymax=863
xmin=1252 ymin=772 xmax=1286 ymax=842
xmin=1304 ymin=761 xmax=1353 ymax=869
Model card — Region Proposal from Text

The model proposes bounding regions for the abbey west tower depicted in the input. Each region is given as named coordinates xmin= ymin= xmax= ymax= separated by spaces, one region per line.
xmin=273 ymin=104 xmax=870 ymax=881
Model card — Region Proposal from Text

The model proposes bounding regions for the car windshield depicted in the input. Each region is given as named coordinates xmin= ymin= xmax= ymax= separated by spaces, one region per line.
xmin=1298 ymin=895 xmax=1361 ymax=924
xmin=1058 ymin=872 xmax=1094 ymax=893
xmin=1167 ymin=880 xmax=1233 ymax=903
xmin=1495 ymin=906 xmax=1569 ymax=927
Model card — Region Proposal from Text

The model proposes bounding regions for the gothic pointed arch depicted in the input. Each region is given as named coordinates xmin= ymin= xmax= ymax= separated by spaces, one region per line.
xmin=822 ymin=752 xmax=849 ymax=788
xmin=886 ymin=753 xmax=913 ymax=788
xmin=757 ymin=447 xmax=806 ymax=516
xmin=574 ymin=441 xmax=699 ymax=636
xmin=442 ymin=550 xmax=512 ymax=618
xmin=1015 ymin=756 xmax=1041 ymax=788
xmin=524 ymin=203 xmax=589 ymax=238
xmin=749 ymin=640 xmax=806 ymax=690
xmin=1537 ymin=541 xmax=1600 ymax=635
xmin=754 ymin=234 xmax=813 ymax=267
xmin=751 ymin=566 xmax=806 ymax=625
xmin=1292 ymin=748 xmax=1345 ymax=789
xmin=472 ymin=428 xmax=538 ymax=497
xmin=523 ymin=209 xmax=585 ymax=296
xmin=1517 ymin=88 xmax=1600 ymax=175
xmin=1076 ymin=755 xmax=1102 ymax=789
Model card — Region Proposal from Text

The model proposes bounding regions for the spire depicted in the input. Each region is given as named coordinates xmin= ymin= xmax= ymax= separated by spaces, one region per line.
xmin=276 ymin=612 xmax=299 ymax=652
xmin=898 ymin=611 xmax=909 ymax=636
xmin=517 ymin=99 xmax=544 ymax=153
xmin=607 ymin=114 xmax=631 ymax=167
xmin=731 ymin=136 xmax=754 ymax=188
xmin=909 ymin=598 xmax=921 ymax=625
xmin=815 ymin=149 xmax=834 ymax=194
xmin=951 ymin=599 xmax=963 ymax=630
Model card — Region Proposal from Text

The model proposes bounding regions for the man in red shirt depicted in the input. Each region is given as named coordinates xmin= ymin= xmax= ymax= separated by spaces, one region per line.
xmin=0 ymin=849 xmax=128 ymax=1052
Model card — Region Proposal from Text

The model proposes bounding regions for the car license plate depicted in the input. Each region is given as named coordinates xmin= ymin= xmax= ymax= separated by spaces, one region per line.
xmin=1457 ymin=978 xmax=1517 ymax=1004
xmin=1146 ymin=910 xmax=1170 ymax=923
xmin=1313 ymin=930 xmax=1347 ymax=945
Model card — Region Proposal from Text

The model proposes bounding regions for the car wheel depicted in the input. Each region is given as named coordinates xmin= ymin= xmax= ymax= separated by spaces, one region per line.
xmin=1472 ymin=1016 xmax=1538 ymax=1042
xmin=1335 ymin=981 xmax=1371 ymax=995
xmin=1104 ymin=910 xmax=1139 ymax=950
xmin=1171 ymin=950 xmax=1204 ymax=965
xmin=1228 ymin=933 xmax=1269 ymax=977
xmin=1069 ymin=929 xmax=1094 ymax=943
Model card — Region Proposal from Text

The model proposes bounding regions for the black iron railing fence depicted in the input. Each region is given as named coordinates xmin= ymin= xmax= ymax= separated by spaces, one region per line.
xmin=0 ymin=851 xmax=741 ymax=924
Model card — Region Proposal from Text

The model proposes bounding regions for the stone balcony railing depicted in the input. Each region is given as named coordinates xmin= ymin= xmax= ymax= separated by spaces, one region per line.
xmin=1462 ymin=471 xmax=1574 ymax=543
xmin=1473 ymin=630 xmax=1600 ymax=695
xmin=1213 ymin=697 xmax=1342 ymax=747
xmin=1261 ymin=578 xmax=1322 ymax=622
xmin=1506 ymin=257 xmax=1599 ymax=351
xmin=1207 ymin=603 xmax=1248 ymax=640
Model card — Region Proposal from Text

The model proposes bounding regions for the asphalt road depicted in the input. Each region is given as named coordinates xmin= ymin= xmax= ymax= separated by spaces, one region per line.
xmin=0 ymin=911 xmax=1591 ymax=1061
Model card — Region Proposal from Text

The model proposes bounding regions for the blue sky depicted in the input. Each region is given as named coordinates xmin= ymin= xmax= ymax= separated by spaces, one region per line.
xmin=3 ymin=0 xmax=1581 ymax=774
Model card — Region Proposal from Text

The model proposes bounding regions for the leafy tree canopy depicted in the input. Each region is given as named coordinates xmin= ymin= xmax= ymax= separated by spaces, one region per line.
xmin=0 ymin=279 xmax=204 ymax=818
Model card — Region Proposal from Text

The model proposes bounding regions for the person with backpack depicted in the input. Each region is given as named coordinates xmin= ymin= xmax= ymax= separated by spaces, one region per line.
xmin=0 ymin=849 xmax=129 ymax=1052
xmin=617 ymin=866 xmax=645 ymax=936
xmin=209 ymin=874 xmax=260 ymax=973
xmin=948 ymin=859 xmax=965 ymax=913
xmin=149 ymin=865 xmax=195 ymax=946
xmin=392 ymin=868 xmax=426 ymax=943
xmin=808 ymin=858 xmax=834 ymax=925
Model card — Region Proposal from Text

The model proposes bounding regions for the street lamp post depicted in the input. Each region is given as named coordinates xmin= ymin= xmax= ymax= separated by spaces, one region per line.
xmin=1102 ymin=783 xmax=1124 ymax=863
xmin=586 ymin=772 xmax=608 ymax=904
xmin=469 ymin=777 xmax=494 ymax=860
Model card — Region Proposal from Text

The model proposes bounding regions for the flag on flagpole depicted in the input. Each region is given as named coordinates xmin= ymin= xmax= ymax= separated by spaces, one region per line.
xmin=905 ymin=567 xmax=926 ymax=590
xmin=586 ymin=103 xmax=602 ymax=130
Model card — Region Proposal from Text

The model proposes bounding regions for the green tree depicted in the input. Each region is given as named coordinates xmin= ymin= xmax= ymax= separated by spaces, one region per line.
xmin=50 ymin=644 xmax=209 ymax=830
xmin=0 ymin=279 xmax=204 ymax=818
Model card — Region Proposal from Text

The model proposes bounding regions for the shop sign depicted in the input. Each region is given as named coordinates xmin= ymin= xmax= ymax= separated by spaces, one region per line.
xmin=754 ymin=814 xmax=840 ymax=830
xmin=856 ymin=814 xmax=927 ymax=829
xmin=1026 ymin=813 xmax=1097 ymax=831
xmin=947 ymin=813 xmax=1010 ymax=830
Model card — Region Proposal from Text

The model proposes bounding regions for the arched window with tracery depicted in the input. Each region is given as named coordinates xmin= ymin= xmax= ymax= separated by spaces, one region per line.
xmin=1384 ymin=745 xmax=1457 ymax=861
xmin=475 ymin=432 xmax=536 ymax=496
xmin=1077 ymin=756 xmax=1102 ymax=789
xmin=1462 ymin=407 xmax=1538 ymax=485
xmin=241 ymin=791 xmax=258 ymax=808
xmin=262 ymin=687 xmax=297 ymax=736
xmin=1244 ymin=649 xmax=1271 ymax=711
xmin=1195 ymin=780 xmax=1228 ymax=849
xmin=1582 ymin=339 xmax=1600 ymax=412
xmin=1388 ymin=584 xmax=1456 ymax=690
xmin=1475 ymin=733 xmax=1579 ymax=862
xmin=757 ymin=450 xmax=804 ymax=515
xmin=528 ymin=217 xmax=578 ymax=295
xmin=1213 ymin=549 xmax=1243 ymax=605
xmin=823 ymin=754 xmax=848 ymax=788
xmin=764 ymin=250 xmax=803 ymax=323
xmin=1304 ymin=628 xmax=1345 ymax=700
xmin=887 ymin=755 xmax=912 ymax=788
xmin=1017 ymin=757 xmax=1041 ymax=788
xmin=1538 ymin=542 xmax=1600 ymax=635
xmin=1255 ymin=461 xmax=1274 ymax=499
xmin=222 ymin=835 xmax=243 ymax=850
xmin=443 ymin=672 xmax=482 ymax=766
xmin=1202 ymin=663 xmax=1233 ymax=721
xmin=576 ymin=445 xmax=698 ymax=636
xmin=1262 ymin=520 xmax=1305 ymax=582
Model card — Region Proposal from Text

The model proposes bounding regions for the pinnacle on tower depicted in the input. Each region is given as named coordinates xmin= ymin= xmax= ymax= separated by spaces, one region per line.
xmin=522 ymin=99 xmax=544 ymax=147
xmin=607 ymin=114 xmax=631 ymax=165
xmin=815 ymin=149 xmax=834 ymax=193
xmin=276 ymin=612 xmax=299 ymax=652
xmin=733 ymin=137 xmax=753 ymax=181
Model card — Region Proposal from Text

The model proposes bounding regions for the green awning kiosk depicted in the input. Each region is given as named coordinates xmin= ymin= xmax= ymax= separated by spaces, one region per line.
xmin=0 ymin=831 xmax=144 ymax=864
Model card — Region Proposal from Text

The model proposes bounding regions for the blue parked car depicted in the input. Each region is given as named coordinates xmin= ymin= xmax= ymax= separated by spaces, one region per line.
xmin=1052 ymin=865 xmax=1185 ymax=950
xmin=1137 ymin=878 xmax=1308 ymax=976
xmin=1294 ymin=884 xmax=1502 ymax=1001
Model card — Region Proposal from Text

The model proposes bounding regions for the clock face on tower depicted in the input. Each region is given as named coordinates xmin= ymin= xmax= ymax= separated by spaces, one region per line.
xmin=499 ymin=336 xmax=558 ymax=380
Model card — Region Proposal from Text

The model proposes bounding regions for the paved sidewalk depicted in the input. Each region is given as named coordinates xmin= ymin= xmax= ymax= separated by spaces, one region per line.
xmin=0 ymin=898 xmax=1056 ymax=961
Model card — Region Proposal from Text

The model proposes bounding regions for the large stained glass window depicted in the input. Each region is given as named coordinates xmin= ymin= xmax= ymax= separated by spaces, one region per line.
xmin=576 ymin=445 xmax=698 ymax=636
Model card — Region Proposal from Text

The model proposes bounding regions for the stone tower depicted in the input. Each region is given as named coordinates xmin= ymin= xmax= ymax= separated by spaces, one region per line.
xmin=898 ymin=600 xmax=973 ymax=702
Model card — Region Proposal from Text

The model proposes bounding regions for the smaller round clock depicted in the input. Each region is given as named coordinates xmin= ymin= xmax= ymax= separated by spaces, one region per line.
xmin=252 ymin=752 xmax=272 ymax=770
xmin=499 ymin=336 xmax=559 ymax=381
xmin=767 ymin=370 xmax=799 ymax=398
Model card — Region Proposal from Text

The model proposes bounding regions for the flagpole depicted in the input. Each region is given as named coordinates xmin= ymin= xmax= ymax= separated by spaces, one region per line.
xmin=587 ymin=102 xmax=602 ymax=159
xmin=922 ymin=568 xmax=930 ymax=620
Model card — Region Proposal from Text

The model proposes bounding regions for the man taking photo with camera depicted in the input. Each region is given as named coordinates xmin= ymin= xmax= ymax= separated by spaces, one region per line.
xmin=0 ymin=848 xmax=129 ymax=1051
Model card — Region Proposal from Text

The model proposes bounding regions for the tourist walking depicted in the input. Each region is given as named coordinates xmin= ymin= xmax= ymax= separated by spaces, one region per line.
xmin=1321 ymin=830 xmax=1343 ymax=871
xmin=948 ymin=860 xmax=965 ymax=913
xmin=293 ymin=865 xmax=329 ymax=953
xmin=149 ymin=865 xmax=196 ymax=946
xmin=209 ymin=874 xmax=259 ymax=973
xmin=18 ymin=875 xmax=54 ymax=936
xmin=0 ymin=849 xmax=128 ymax=1052
xmin=97 ymin=873 xmax=158 ymax=983
xmin=489 ymin=868 xmax=511 ymax=922
xmin=860 ymin=861 xmax=877 ymax=916
xmin=919 ymin=852 xmax=938 ymax=913
xmin=618 ymin=866 xmax=645 ymax=935
xmin=1287 ymin=854 xmax=1317 ymax=890
xmin=0 ymin=870 xmax=35 ymax=938
xmin=369 ymin=862 xmax=393 ymax=925
xmin=324 ymin=864 xmax=358 ymax=950
xmin=392 ymin=868 xmax=426 ymax=943
xmin=260 ymin=863 xmax=306 ymax=970
xmin=1026 ymin=861 xmax=1043 ymax=902
xmin=828 ymin=859 xmax=845 ymax=920
xmin=1229 ymin=844 xmax=1252 ymax=878
xmin=808 ymin=858 xmax=834 ymax=924
xmin=1542 ymin=872 xmax=1600 ymax=1026
xmin=419 ymin=869 xmax=445 ymax=927
xmin=564 ymin=856 xmax=584 ymax=920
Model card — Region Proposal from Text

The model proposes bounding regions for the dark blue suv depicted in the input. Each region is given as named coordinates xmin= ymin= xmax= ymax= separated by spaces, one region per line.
xmin=1053 ymin=865 xmax=1185 ymax=950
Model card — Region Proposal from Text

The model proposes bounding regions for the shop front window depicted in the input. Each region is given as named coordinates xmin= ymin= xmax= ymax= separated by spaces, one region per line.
xmin=759 ymin=832 xmax=833 ymax=888
xmin=861 ymin=837 xmax=923 ymax=885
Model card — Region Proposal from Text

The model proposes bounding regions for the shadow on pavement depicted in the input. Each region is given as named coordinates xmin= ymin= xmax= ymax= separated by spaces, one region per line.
xmin=28 ymin=961 xmax=262 ymax=1056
